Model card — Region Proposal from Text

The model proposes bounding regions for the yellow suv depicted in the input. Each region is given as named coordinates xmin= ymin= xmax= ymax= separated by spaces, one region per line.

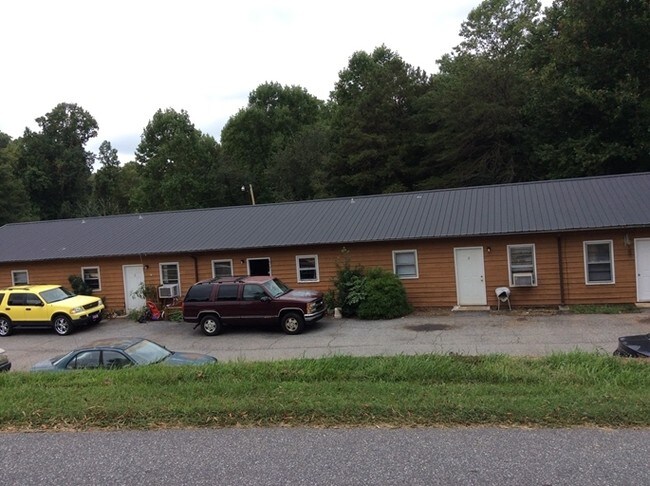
xmin=0 ymin=285 xmax=104 ymax=336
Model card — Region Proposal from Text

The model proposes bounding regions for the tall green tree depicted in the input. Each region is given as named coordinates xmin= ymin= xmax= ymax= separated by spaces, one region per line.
xmin=87 ymin=141 xmax=132 ymax=215
xmin=326 ymin=45 xmax=431 ymax=196
xmin=264 ymin=124 xmax=332 ymax=202
xmin=418 ymin=0 xmax=542 ymax=188
xmin=133 ymin=108 xmax=225 ymax=212
xmin=221 ymin=82 xmax=325 ymax=203
xmin=17 ymin=103 xmax=98 ymax=219
xmin=526 ymin=0 xmax=650 ymax=177
xmin=0 ymin=132 xmax=34 ymax=225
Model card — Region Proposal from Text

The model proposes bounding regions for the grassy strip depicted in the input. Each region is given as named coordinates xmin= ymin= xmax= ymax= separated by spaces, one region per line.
xmin=567 ymin=303 xmax=641 ymax=314
xmin=1 ymin=352 xmax=648 ymax=431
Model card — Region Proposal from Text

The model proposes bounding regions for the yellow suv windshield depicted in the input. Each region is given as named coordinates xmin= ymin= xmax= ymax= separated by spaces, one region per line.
xmin=39 ymin=287 xmax=75 ymax=304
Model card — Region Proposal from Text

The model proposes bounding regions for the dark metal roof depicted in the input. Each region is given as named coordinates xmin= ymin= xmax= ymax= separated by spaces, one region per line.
xmin=1 ymin=173 xmax=649 ymax=263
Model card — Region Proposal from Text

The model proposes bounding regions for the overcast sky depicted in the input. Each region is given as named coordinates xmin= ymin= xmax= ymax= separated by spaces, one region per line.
xmin=1 ymin=0 xmax=545 ymax=163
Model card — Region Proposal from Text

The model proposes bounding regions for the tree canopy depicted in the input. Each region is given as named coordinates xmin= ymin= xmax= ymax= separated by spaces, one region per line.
xmin=1 ymin=0 xmax=648 ymax=225
xmin=16 ymin=103 xmax=98 ymax=220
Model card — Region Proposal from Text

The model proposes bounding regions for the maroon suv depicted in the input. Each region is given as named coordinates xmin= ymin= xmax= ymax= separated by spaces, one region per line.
xmin=182 ymin=276 xmax=326 ymax=336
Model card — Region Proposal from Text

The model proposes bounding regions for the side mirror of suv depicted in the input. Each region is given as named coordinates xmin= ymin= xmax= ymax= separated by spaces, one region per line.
xmin=260 ymin=296 xmax=271 ymax=303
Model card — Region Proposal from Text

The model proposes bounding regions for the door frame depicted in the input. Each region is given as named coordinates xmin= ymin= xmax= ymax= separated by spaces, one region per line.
xmin=122 ymin=264 xmax=145 ymax=312
xmin=247 ymin=257 xmax=271 ymax=276
xmin=453 ymin=246 xmax=487 ymax=306
xmin=635 ymin=238 xmax=650 ymax=302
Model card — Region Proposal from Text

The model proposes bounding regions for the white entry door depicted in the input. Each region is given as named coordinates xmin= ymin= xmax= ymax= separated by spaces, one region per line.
xmin=454 ymin=247 xmax=487 ymax=306
xmin=123 ymin=265 xmax=145 ymax=312
xmin=635 ymin=239 xmax=650 ymax=302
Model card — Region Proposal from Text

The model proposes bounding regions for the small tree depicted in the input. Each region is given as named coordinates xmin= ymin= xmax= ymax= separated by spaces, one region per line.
xmin=356 ymin=267 xmax=412 ymax=320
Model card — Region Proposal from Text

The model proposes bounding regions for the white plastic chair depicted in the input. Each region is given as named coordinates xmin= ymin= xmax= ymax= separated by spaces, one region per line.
xmin=495 ymin=287 xmax=511 ymax=310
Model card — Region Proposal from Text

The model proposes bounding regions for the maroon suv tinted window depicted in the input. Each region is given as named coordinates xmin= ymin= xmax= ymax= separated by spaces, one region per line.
xmin=184 ymin=285 xmax=212 ymax=302
xmin=243 ymin=284 xmax=266 ymax=301
xmin=216 ymin=284 xmax=238 ymax=301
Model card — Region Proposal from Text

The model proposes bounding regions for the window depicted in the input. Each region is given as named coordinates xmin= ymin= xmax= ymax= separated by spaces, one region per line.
xmin=184 ymin=285 xmax=212 ymax=302
xmin=243 ymin=284 xmax=266 ymax=301
xmin=11 ymin=270 xmax=28 ymax=285
xmin=82 ymin=267 xmax=101 ymax=291
xmin=8 ymin=293 xmax=41 ymax=306
xmin=160 ymin=263 xmax=180 ymax=285
xmin=67 ymin=351 xmax=101 ymax=370
xmin=216 ymin=284 xmax=239 ymax=301
xmin=103 ymin=351 xmax=132 ymax=369
xmin=507 ymin=244 xmax=537 ymax=286
xmin=393 ymin=250 xmax=418 ymax=279
xmin=584 ymin=241 xmax=614 ymax=284
xmin=212 ymin=260 xmax=233 ymax=279
xmin=296 ymin=255 xmax=319 ymax=282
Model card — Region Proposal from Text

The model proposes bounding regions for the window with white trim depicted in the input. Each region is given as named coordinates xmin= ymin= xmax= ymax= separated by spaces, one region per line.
xmin=212 ymin=260 xmax=233 ymax=279
xmin=507 ymin=244 xmax=537 ymax=286
xmin=393 ymin=250 xmax=418 ymax=279
xmin=296 ymin=255 xmax=319 ymax=282
xmin=584 ymin=240 xmax=614 ymax=284
xmin=82 ymin=267 xmax=101 ymax=291
xmin=160 ymin=262 xmax=180 ymax=285
xmin=11 ymin=270 xmax=29 ymax=285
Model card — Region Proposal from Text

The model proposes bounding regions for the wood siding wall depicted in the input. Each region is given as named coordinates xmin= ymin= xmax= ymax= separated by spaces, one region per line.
xmin=2 ymin=229 xmax=649 ymax=310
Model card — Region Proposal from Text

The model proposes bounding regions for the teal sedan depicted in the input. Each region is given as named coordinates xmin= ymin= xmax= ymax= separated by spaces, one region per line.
xmin=31 ymin=337 xmax=216 ymax=371
xmin=0 ymin=347 xmax=10 ymax=372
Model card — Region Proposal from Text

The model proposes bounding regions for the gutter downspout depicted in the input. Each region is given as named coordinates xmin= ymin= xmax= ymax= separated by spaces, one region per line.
xmin=191 ymin=255 xmax=199 ymax=283
xmin=557 ymin=236 xmax=565 ymax=306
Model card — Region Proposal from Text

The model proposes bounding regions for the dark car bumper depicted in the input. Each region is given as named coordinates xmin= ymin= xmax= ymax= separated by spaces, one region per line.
xmin=614 ymin=334 xmax=650 ymax=357
xmin=305 ymin=308 xmax=327 ymax=323
xmin=0 ymin=359 xmax=11 ymax=372
xmin=73 ymin=310 xmax=103 ymax=326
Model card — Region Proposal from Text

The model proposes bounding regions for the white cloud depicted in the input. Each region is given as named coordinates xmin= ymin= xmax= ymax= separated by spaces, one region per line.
xmin=1 ymin=0 xmax=546 ymax=163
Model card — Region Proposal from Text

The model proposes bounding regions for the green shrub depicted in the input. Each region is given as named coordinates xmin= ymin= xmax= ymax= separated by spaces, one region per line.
xmin=68 ymin=275 xmax=94 ymax=295
xmin=166 ymin=309 xmax=183 ymax=322
xmin=356 ymin=267 xmax=412 ymax=320
xmin=330 ymin=249 xmax=365 ymax=317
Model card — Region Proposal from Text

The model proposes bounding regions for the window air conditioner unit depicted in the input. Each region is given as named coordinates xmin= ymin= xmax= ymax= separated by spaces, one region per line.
xmin=512 ymin=272 xmax=534 ymax=287
xmin=158 ymin=284 xmax=180 ymax=299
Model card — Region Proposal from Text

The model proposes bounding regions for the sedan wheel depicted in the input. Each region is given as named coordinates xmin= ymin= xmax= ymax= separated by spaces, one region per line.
xmin=280 ymin=312 xmax=304 ymax=335
xmin=53 ymin=315 xmax=74 ymax=336
xmin=200 ymin=315 xmax=222 ymax=336
xmin=0 ymin=316 xmax=13 ymax=337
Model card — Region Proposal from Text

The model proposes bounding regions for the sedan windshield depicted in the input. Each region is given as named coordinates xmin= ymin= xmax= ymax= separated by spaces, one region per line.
xmin=125 ymin=339 xmax=172 ymax=364
xmin=262 ymin=278 xmax=291 ymax=298
xmin=40 ymin=287 xmax=75 ymax=303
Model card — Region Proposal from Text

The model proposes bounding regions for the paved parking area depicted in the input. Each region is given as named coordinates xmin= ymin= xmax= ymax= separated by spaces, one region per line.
xmin=2 ymin=309 xmax=650 ymax=371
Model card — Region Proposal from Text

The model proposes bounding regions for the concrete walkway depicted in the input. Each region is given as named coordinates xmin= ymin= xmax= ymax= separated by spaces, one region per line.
xmin=3 ymin=309 xmax=650 ymax=371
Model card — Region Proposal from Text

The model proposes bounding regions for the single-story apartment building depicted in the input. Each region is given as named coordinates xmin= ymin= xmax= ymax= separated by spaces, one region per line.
xmin=1 ymin=173 xmax=649 ymax=313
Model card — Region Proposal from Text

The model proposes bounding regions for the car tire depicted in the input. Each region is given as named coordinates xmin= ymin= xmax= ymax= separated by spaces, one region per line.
xmin=200 ymin=315 xmax=222 ymax=336
xmin=280 ymin=312 xmax=305 ymax=335
xmin=0 ymin=316 xmax=13 ymax=337
xmin=53 ymin=315 xmax=74 ymax=336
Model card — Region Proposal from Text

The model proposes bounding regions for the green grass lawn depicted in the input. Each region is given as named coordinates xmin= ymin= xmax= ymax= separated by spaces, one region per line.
xmin=1 ymin=352 xmax=648 ymax=431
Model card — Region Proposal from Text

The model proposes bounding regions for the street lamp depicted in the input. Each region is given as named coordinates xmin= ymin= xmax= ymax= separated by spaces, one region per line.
xmin=241 ymin=184 xmax=256 ymax=205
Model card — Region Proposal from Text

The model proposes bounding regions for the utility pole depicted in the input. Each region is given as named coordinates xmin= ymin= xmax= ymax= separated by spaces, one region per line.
xmin=241 ymin=184 xmax=256 ymax=205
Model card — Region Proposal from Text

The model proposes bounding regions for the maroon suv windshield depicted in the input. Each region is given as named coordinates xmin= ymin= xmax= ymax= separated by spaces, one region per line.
xmin=262 ymin=278 xmax=291 ymax=298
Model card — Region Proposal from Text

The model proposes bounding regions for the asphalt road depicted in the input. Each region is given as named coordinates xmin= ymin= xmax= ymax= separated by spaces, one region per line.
xmin=2 ymin=311 xmax=649 ymax=485
xmin=2 ymin=309 xmax=650 ymax=371
xmin=1 ymin=427 xmax=649 ymax=485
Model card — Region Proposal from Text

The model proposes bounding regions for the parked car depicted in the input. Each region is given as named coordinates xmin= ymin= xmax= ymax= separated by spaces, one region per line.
xmin=182 ymin=275 xmax=326 ymax=336
xmin=613 ymin=333 xmax=650 ymax=358
xmin=31 ymin=337 xmax=217 ymax=371
xmin=0 ymin=285 xmax=104 ymax=336
xmin=0 ymin=347 xmax=10 ymax=372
